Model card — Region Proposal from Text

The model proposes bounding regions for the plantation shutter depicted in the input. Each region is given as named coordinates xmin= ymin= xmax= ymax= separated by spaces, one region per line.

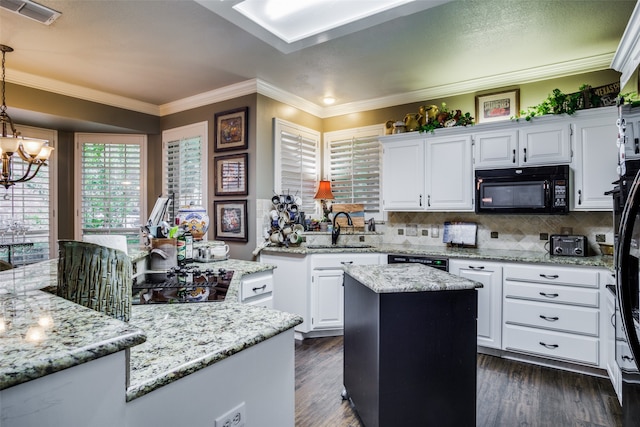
xmin=76 ymin=134 xmax=147 ymax=243
xmin=163 ymin=122 xmax=207 ymax=223
xmin=0 ymin=125 xmax=56 ymax=265
xmin=325 ymin=125 xmax=384 ymax=219
xmin=274 ymin=119 xmax=320 ymax=215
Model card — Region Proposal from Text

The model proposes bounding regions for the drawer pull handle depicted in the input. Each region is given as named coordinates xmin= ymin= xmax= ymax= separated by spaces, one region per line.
xmin=469 ymin=266 xmax=484 ymax=270
xmin=539 ymin=342 xmax=559 ymax=349
xmin=341 ymin=261 xmax=354 ymax=265
xmin=539 ymin=274 xmax=559 ymax=279
xmin=539 ymin=292 xmax=559 ymax=298
xmin=252 ymin=285 xmax=267 ymax=292
xmin=623 ymin=355 xmax=635 ymax=362
xmin=539 ymin=315 xmax=559 ymax=322
xmin=611 ymin=314 xmax=616 ymax=328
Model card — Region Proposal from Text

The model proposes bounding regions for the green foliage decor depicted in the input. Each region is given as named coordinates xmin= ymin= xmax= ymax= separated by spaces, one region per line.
xmin=416 ymin=102 xmax=474 ymax=134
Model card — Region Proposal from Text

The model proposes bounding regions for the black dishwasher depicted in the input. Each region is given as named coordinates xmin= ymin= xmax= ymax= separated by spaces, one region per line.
xmin=387 ymin=254 xmax=449 ymax=271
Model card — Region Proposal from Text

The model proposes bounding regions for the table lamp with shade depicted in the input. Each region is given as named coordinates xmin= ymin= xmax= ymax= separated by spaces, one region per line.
xmin=314 ymin=180 xmax=334 ymax=220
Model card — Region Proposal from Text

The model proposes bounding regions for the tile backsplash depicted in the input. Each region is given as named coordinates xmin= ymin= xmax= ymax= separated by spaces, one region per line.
xmin=383 ymin=211 xmax=613 ymax=254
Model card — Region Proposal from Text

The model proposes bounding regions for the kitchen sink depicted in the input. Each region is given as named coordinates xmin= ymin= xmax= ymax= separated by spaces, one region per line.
xmin=305 ymin=244 xmax=376 ymax=249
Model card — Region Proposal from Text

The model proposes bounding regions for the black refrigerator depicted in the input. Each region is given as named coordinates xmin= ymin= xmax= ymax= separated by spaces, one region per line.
xmin=615 ymin=105 xmax=640 ymax=425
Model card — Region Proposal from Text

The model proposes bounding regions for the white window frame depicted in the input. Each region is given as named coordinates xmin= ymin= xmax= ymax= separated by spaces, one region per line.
xmin=324 ymin=124 xmax=385 ymax=221
xmin=273 ymin=118 xmax=321 ymax=217
xmin=162 ymin=121 xmax=208 ymax=223
xmin=74 ymin=133 xmax=148 ymax=241
xmin=0 ymin=124 xmax=57 ymax=263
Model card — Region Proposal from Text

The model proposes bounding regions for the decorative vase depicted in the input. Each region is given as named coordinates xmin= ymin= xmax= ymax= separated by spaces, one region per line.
xmin=176 ymin=205 xmax=210 ymax=240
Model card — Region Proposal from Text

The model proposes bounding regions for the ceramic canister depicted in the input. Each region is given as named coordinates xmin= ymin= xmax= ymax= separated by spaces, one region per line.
xmin=176 ymin=205 xmax=210 ymax=240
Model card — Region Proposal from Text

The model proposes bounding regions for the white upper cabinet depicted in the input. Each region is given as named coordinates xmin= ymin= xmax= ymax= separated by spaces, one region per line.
xmin=425 ymin=134 xmax=473 ymax=211
xmin=381 ymin=134 xmax=426 ymax=211
xmin=381 ymin=131 xmax=473 ymax=212
xmin=572 ymin=109 xmax=619 ymax=211
xmin=518 ymin=121 xmax=572 ymax=166
xmin=474 ymin=120 xmax=572 ymax=169
xmin=473 ymin=129 xmax=519 ymax=169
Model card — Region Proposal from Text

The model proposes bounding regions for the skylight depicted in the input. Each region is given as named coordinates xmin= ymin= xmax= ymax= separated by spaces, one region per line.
xmin=232 ymin=0 xmax=415 ymax=43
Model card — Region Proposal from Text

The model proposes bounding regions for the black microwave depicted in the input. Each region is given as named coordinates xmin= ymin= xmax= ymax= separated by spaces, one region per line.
xmin=475 ymin=165 xmax=570 ymax=214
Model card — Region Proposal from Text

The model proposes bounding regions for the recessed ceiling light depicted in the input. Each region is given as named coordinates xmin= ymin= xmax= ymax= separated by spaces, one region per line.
xmin=323 ymin=96 xmax=336 ymax=105
xmin=233 ymin=0 xmax=415 ymax=43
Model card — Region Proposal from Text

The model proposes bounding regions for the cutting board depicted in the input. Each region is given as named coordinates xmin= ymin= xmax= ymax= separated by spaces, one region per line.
xmin=332 ymin=203 xmax=365 ymax=230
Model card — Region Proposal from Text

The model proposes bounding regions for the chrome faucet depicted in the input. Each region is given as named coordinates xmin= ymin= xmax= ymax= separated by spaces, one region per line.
xmin=332 ymin=212 xmax=353 ymax=245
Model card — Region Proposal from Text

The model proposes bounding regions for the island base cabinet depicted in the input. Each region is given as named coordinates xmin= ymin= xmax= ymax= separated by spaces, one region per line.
xmin=343 ymin=275 xmax=477 ymax=427
xmin=1 ymin=352 xmax=127 ymax=427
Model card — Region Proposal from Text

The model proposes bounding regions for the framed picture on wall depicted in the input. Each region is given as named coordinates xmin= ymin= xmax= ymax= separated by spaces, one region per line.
xmin=214 ymin=107 xmax=248 ymax=152
xmin=475 ymin=89 xmax=519 ymax=124
xmin=214 ymin=153 xmax=248 ymax=196
xmin=213 ymin=200 xmax=248 ymax=242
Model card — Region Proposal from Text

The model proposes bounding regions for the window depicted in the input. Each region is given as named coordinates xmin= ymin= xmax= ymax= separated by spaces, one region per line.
xmin=274 ymin=118 xmax=321 ymax=216
xmin=75 ymin=133 xmax=147 ymax=243
xmin=0 ymin=125 xmax=57 ymax=265
xmin=324 ymin=124 xmax=384 ymax=220
xmin=162 ymin=122 xmax=208 ymax=223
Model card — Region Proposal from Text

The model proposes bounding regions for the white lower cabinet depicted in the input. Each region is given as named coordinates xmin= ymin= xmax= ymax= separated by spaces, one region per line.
xmin=605 ymin=281 xmax=622 ymax=403
xmin=502 ymin=264 xmax=602 ymax=367
xmin=449 ymin=259 xmax=503 ymax=349
xmin=259 ymin=252 xmax=379 ymax=338
xmin=239 ymin=270 xmax=274 ymax=308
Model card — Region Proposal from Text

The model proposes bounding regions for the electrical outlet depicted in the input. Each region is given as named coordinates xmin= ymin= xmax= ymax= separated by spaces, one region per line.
xmin=421 ymin=229 xmax=429 ymax=237
xmin=215 ymin=402 xmax=245 ymax=427
xmin=540 ymin=233 xmax=549 ymax=240
xmin=398 ymin=229 xmax=404 ymax=235
xmin=359 ymin=235 xmax=365 ymax=242
xmin=490 ymin=231 xmax=499 ymax=239
xmin=595 ymin=234 xmax=606 ymax=243
xmin=406 ymin=224 xmax=418 ymax=237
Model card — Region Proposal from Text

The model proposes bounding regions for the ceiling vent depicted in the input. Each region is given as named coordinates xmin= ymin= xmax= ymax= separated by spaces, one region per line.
xmin=0 ymin=0 xmax=61 ymax=25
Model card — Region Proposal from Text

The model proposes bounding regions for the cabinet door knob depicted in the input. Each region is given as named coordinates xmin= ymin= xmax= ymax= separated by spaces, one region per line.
xmin=427 ymin=195 xmax=431 ymax=207
xmin=419 ymin=194 xmax=422 ymax=206
xmin=523 ymin=147 xmax=527 ymax=163
xmin=512 ymin=149 xmax=516 ymax=163
xmin=578 ymin=189 xmax=582 ymax=205
xmin=539 ymin=315 xmax=559 ymax=321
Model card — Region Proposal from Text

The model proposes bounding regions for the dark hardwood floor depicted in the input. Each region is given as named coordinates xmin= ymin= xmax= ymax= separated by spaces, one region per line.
xmin=295 ymin=336 xmax=623 ymax=427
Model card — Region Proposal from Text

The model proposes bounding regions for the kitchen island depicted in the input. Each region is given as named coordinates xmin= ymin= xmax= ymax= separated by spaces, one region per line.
xmin=0 ymin=257 xmax=302 ymax=427
xmin=342 ymin=263 xmax=482 ymax=427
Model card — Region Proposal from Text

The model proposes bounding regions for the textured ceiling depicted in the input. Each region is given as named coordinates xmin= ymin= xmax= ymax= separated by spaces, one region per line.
xmin=0 ymin=0 xmax=636 ymax=116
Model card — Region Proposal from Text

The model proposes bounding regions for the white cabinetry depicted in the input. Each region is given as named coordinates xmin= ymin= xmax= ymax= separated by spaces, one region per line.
xmin=603 ymin=273 xmax=622 ymax=403
xmin=502 ymin=264 xmax=601 ymax=366
xmin=572 ymin=110 xmax=619 ymax=210
xmin=449 ymin=259 xmax=503 ymax=349
xmin=381 ymin=132 xmax=473 ymax=211
xmin=425 ymin=134 xmax=473 ymax=211
xmin=239 ymin=270 xmax=274 ymax=308
xmin=620 ymin=107 xmax=640 ymax=159
xmin=474 ymin=120 xmax=571 ymax=169
xmin=473 ymin=129 xmax=519 ymax=169
xmin=259 ymin=252 xmax=379 ymax=338
xmin=381 ymin=134 xmax=426 ymax=210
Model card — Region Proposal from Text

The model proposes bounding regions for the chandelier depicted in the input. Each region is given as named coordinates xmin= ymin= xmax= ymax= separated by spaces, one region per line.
xmin=0 ymin=44 xmax=54 ymax=189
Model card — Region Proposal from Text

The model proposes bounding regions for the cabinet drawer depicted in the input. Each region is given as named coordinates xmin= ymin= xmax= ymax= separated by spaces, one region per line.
xmin=241 ymin=272 xmax=274 ymax=302
xmin=311 ymin=253 xmax=380 ymax=269
xmin=503 ymin=324 xmax=599 ymax=365
xmin=504 ymin=265 xmax=599 ymax=288
xmin=504 ymin=299 xmax=599 ymax=336
xmin=504 ymin=280 xmax=599 ymax=307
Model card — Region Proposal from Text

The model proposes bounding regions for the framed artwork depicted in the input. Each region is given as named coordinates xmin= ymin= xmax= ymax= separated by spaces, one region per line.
xmin=475 ymin=90 xmax=519 ymax=124
xmin=213 ymin=200 xmax=248 ymax=242
xmin=214 ymin=153 xmax=248 ymax=196
xmin=214 ymin=107 xmax=248 ymax=152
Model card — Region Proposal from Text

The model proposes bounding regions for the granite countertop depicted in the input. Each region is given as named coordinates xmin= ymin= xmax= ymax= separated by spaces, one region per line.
xmin=0 ymin=257 xmax=303 ymax=401
xmin=261 ymin=243 xmax=615 ymax=270
xmin=343 ymin=264 xmax=482 ymax=293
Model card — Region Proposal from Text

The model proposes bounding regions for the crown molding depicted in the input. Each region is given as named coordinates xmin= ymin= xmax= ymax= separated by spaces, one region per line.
xmin=7 ymin=69 xmax=161 ymax=116
xmin=6 ymin=52 xmax=615 ymax=120
xmin=611 ymin=1 xmax=640 ymax=88
xmin=322 ymin=53 xmax=615 ymax=118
